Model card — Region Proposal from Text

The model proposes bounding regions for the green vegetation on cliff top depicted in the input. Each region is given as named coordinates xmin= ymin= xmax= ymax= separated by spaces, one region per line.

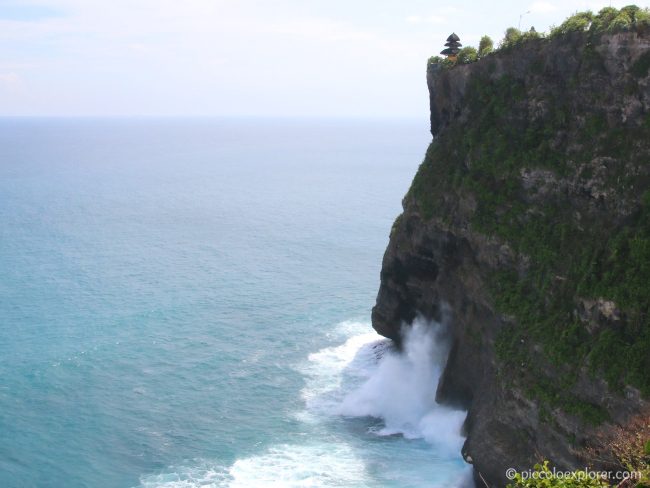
xmin=428 ymin=6 xmax=650 ymax=69
xmin=410 ymin=9 xmax=650 ymax=424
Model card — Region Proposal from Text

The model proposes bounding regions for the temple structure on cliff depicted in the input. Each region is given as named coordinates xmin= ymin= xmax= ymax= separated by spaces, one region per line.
xmin=440 ymin=33 xmax=462 ymax=61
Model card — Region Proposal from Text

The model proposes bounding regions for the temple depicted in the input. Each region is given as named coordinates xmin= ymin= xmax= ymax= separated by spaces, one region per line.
xmin=440 ymin=33 xmax=462 ymax=62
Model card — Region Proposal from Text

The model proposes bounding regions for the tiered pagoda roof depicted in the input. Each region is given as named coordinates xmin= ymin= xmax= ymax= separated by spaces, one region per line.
xmin=440 ymin=33 xmax=462 ymax=57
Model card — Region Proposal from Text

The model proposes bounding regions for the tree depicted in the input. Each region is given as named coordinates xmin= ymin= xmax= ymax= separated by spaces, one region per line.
xmin=620 ymin=4 xmax=640 ymax=18
xmin=427 ymin=55 xmax=444 ymax=67
xmin=457 ymin=46 xmax=478 ymax=64
xmin=478 ymin=35 xmax=494 ymax=57
xmin=636 ymin=8 xmax=650 ymax=26
xmin=595 ymin=6 xmax=619 ymax=28
xmin=550 ymin=11 xmax=594 ymax=37
xmin=501 ymin=27 xmax=523 ymax=48
xmin=608 ymin=10 xmax=633 ymax=31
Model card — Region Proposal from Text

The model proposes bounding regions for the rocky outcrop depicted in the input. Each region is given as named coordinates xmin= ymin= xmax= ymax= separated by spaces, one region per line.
xmin=373 ymin=29 xmax=650 ymax=487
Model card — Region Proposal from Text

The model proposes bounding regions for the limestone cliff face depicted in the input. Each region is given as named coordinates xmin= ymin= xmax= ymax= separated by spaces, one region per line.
xmin=373 ymin=30 xmax=650 ymax=487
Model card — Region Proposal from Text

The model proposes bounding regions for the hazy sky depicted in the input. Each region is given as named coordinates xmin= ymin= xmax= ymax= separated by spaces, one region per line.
xmin=0 ymin=0 xmax=641 ymax=117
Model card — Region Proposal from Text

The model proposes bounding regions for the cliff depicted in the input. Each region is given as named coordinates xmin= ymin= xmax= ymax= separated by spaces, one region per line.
xmin=373 ymin=28 xmax=650 ymax=487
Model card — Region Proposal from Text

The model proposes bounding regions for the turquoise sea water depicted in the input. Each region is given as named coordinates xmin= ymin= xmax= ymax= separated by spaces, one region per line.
xmin=0 ymin=118 xmax=470 ymax=487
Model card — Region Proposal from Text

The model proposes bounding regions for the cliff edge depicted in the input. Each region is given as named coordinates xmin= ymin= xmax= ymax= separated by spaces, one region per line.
xmin=373 ymin=28 xmax=650 ymax=487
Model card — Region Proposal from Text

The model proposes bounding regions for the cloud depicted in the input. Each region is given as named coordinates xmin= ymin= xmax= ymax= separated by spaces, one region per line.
xmin=0 ymin=72 xmax=21 ymax=85
xmin=529 ymin=1 xmax=558 ymax=13
xmin=128 ymin=43 xmax=151 ymax=55
xmin=406 ymin=15 xmax=446 ymax=24
xmin=439 ymin=6 xmax=462 ymax=14
xmin=3 ymin=0 xmax=612 ymax=116
xmin=0 ymin=72 xmax=26 ymax=95
xmin=0 ymin=3 xmax=63 ymax=21
xmin=267 ymin=18 xmax=375 ymax=42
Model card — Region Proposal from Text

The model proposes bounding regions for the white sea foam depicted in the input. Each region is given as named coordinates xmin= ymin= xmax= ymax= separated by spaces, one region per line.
xmin=298 ymin=321 xmax=384 ymax=418
xmin=138 ymin=461 xmax=229 ymax=488
xmin=139 ymin=443 xmax=366 ymax=488
xmin=138 ymin=319 xmax=471 ymax=487
xmin=228 ymin=443 xmax=366 ymax=487
xmin=336 ymin=320 xmax=466 ymax=453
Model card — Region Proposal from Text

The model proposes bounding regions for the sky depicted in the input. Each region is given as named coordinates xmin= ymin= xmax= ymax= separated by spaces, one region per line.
xmin=0 ymin=0 xmax=643 ymax=117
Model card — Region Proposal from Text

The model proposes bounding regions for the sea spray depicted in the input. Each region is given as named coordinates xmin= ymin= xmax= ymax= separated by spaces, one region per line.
xmin=138 ymin=320 xmax=471 ymax=487
xmin=337 ymin=319 xmax=467 ymax=453
xmin=299 ymin=322 xmax=382 ymax=418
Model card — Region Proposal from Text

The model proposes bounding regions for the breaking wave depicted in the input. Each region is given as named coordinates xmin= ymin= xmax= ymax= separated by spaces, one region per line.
xmin=336 ymin=320 xmax=466 ymax=452
xmin=138 ymin=320 xmax=471 ymax=487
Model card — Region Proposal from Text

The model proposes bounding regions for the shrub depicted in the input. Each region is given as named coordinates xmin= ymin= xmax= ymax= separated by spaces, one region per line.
xmin=501 ymin=27 xmax=523 ymax=48
xmin=427 ymin=55 xmax=456 ymax=70
xmin=608 ymin=11 xmax=633 ymax=31
xmin=427 ymin=55 xmax=444 ymax=67
xmin=621 ymin=4 xmax=641 ymax=18
xmin=550 ymin=11 xmax=594 ymax=37
xmin=595 ymin=6 xmax=619 ymax=26
xmin=457 ymin=46 xmax=478 ymax=64
xmin=636 ymin=8 xmax=650 ymax=25
xmin=521 ymin=27 xmax=543 ymax=41
xmin=478 ymin=35 xmax=494 ymax=57
xmin=507 ymin=461 xmax=608 ymax=487
xmin=590 ymin=6 xmax=649 ymax=31
xmin=601 ymin=417 xmax=650 ymax=486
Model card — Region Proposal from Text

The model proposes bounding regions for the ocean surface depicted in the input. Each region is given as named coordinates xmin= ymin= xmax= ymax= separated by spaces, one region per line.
xmin=0 ymin=118 xmax=470 ymax=487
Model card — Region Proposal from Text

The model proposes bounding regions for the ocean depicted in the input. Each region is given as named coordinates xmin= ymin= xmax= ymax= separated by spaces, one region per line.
xmin=0 ymin=118 xmax=470 ymax=487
